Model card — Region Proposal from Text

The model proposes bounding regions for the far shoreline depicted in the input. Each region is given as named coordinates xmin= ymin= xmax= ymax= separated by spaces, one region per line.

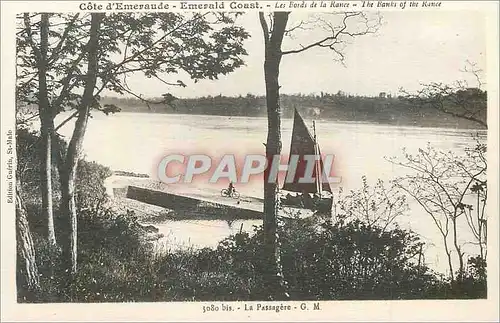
xmin=89 ymin=110 xmax=488 ymax=132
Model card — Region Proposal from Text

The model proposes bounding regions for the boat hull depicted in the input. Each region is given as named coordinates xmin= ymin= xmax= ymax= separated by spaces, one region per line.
xmin=279 ymin=193 xmax=333 ymax=214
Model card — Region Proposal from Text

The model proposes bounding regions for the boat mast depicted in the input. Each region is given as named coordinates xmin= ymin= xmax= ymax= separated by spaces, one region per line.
xmin=313 ymin=120 xmax=322 ymax=195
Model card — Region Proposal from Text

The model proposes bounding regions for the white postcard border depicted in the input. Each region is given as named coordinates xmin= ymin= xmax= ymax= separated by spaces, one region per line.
xmin=1 ymin=1 xmax=499 ymax=321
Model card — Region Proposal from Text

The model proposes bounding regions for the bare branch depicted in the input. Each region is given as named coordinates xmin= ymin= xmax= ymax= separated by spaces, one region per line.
xmin=113 ymin=82 xmax=177 ymax=110
xmin=282 ymin=12 xmax=382 ymax=59
xmin=401 ymin=61 xmax=487 ymax=128
xmin=54 ymin=110 xmax=79 ymax=133
xmin=461 ymin=59 xmax=485 ymax=89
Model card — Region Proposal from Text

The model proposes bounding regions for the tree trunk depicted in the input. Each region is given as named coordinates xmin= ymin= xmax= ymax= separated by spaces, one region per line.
xmin=16 ymin=179 xmax=40 ymax=299
xmin=60 ymin=13 xmax=102 ymax=275
xmin=260 ymin=12 xmax=289 ymax=301
xmin=444 ymin=242 xmax=454 ymax=282
xmin=452 ymin=215 xmax=464 ymax=280
xmin=38 ymin=13 xmax=57 ymax=246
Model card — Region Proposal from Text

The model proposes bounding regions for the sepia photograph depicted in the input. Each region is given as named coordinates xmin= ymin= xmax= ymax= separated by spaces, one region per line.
xmin=2 ymin=1 xmax=499 ymax=321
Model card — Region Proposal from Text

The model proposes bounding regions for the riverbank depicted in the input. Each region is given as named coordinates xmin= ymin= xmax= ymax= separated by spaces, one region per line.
xmin=99 ymin=94 xmax=487 ymax=130
xmin=103 ymin=173 xmax=264 ymax=251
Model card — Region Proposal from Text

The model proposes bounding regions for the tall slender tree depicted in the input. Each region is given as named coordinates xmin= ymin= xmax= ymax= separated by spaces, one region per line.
xmin=20 ymin=13 xmax=57 ymax=246
xmin=258 ymin=11 xmax=382 ymax=299
xmin=59 ymin=12 xmax=103 ymax=274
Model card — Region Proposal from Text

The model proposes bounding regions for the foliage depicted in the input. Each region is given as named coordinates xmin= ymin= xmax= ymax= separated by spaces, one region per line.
xmin=18 ymin=188 xmax=488 ymax=302
xmin=16 ymin=127 xmax=44 ymax=196
xmin=402 ymin=85 xmax=486 ymax=128
xmin=75 ymin=160 xmax=112 ymax=212
xmin=388 ymin=137 xmax=487 ymax=280
xmin=15 ymin=12 xmax=488 ymax=304
xmin=16 ymin=12 xmax=249 ymax=114
xmin=203 ymin=219 xmax=433 ymax=300
xmin=16 ymin=128 xmax=112 ymax=210
xmin=333 ymin=176 xmax=409 ymax=231
xmin=459 ymin=256 xmax=487 ymax=298
xmin=15 ymin=127 xmax=66 ymax=194
xmin=16 ymin=127 xmax=59 ymax=241
xmin=19 ymin=210 xmax=488 ymax=302
xmin=16 ymin=12 xmax=250 ymax=273
xmin=401 ymin=61 xmax=487 ymax=128
xmin=15 ymin=128 xmax=112 ymax=251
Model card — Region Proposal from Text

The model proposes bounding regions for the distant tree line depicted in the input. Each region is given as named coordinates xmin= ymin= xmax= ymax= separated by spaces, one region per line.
xmin=100 ymin=89 xmax=486 ymax=129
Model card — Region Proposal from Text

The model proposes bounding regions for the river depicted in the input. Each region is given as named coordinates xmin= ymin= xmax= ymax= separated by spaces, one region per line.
xmin=54 ymin=112 xmax=486 ymax=274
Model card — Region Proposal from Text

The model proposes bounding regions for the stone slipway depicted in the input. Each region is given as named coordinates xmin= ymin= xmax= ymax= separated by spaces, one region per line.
xmin=105 ymin=175 xmax=313 ymax=222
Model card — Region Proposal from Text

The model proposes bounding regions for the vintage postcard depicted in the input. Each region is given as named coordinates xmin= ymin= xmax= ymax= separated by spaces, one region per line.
xmin=1 ymin=0 xmax=499 ymax=321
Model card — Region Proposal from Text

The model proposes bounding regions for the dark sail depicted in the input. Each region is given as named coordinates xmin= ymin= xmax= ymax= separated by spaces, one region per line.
xmin=282 ymin=109 xmax=329 ymax=194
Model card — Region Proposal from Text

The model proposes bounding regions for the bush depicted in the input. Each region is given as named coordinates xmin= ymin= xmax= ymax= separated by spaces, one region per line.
xmin=283 ymin=219 xmax=437 ymax=300
xmin=75 ymin=159 xmax=112 ymax=212
xmin=192 ymin=218 xmax=439 ymax=301
xmin=29 ymin=207 xmax=153 ymax=302
xmin=24 ymin=203 xmax=487 ymax=302
xmin=16 ymin=128 xmax=112 ymax=212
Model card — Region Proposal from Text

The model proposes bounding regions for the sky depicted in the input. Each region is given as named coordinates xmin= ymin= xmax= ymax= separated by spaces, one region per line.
xmin=121 ymin=10 xmax=487 ymax=99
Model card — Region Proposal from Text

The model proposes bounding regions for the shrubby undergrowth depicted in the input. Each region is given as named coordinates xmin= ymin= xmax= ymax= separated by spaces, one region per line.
xmin=16 ymin=130 xmax=486 ymax=302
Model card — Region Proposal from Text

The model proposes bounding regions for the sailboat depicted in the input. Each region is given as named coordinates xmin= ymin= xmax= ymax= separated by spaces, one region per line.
xmin=279 ymin=108 xmax=333 ymax=214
